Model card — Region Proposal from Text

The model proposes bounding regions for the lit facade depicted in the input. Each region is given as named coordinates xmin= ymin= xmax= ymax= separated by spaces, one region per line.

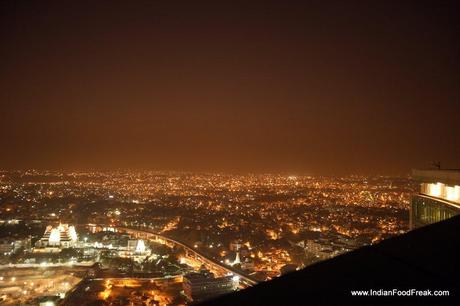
xmin=113 ymin=239 xmax=151 ymax=261
xmin=35 ymin=224 xmax=78 ymax=250
xmin=411 ymin=169 xmax=460 ymax=229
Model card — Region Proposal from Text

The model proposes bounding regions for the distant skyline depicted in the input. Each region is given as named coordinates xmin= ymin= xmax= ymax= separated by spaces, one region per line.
xmin=1 ymin=1 xmax=459 ymax=175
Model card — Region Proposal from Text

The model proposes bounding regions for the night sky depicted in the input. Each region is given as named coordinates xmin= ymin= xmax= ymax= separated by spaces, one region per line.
xmin=1 ymin=1 xmax=459 ymax=175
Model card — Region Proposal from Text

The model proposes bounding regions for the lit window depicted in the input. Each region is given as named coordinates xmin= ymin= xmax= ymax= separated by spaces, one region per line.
xmin=429 ymin=182 xmax=443 ymax=197
xmin=445 ymin=185 xmax=460 ymax=202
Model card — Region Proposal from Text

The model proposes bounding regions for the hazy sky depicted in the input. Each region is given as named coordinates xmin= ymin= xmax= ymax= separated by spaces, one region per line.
xmin=1 ymin=1 xmax=459 ymax=175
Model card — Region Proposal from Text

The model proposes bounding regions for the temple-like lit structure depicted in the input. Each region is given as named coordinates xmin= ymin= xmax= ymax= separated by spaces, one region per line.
xmin=35 ymin=224 xmax=78 ymax=251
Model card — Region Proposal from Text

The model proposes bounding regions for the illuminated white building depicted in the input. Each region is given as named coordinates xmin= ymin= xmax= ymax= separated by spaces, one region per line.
xmin=232 ymin=250 xmax=241 ymax=266
xmin=127 ymin=239 xmax=149 ymax=255
xmin=135 ymin=239 xmax=146 ymax=254
xmin=115 ymin=239 xmax=151 ymax=261
xmin=35 ymin=224 xmax=78 ymax=250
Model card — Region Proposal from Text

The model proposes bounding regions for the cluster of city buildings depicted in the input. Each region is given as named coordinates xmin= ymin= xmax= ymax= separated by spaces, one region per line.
xmin=182 ymin=266 xmax=239 ymax=303
xmin=0 ymin=171 xmax=414 ymax=280
xmin=1 ymin=169 xmax=460 ymax=305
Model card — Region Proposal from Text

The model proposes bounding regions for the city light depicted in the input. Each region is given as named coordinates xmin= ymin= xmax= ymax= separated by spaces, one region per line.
xmin=0 ymin=169 xmax=452 ymax=304
xmin=1 ymin=1 xmax=460 ymax=304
